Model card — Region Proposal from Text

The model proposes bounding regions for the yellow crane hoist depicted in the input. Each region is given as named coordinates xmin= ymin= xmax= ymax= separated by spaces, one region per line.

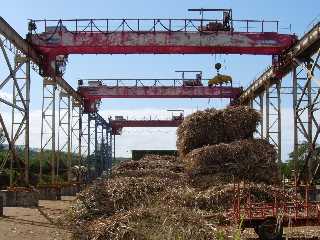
xmin=208 ymin=63 xmax=232 ymax=87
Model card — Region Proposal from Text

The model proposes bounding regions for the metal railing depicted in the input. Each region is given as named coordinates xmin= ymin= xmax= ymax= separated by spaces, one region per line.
xmin=78 ymin=78 xmax=241 ymax=88
xmin=30 ymin=18 xmax=282 ymax=35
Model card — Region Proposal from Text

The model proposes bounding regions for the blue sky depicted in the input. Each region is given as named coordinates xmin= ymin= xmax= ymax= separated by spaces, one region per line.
xmin=1 ymin=0 xmax=320 ymax=157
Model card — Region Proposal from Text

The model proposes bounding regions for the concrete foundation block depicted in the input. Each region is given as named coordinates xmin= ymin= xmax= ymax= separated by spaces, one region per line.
xmin=0 ymin=190 xmax=39 ymax=207
xmin=61 ymin=185 xmax=75 ymax=196
xmin=37 ymin=187 xmax=61 ymax=200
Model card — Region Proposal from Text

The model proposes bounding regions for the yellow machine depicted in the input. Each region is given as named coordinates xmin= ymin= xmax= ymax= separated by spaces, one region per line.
xmin=208 ymin=63 xmax=232 ymax=86
xmin=208 ymin=74 xmax=232 ymax=86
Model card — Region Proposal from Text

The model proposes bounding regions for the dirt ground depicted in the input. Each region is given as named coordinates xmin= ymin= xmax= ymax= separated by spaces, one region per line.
xmin=1 ymin=196 xmax=319 ymax=240
xmin=0 ymin=196 xmax=75 ymax=240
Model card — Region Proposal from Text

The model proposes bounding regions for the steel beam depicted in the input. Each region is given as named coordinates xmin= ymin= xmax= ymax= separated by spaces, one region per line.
xmin=80 ymin=113 xmax=89 ymax=160
xmin=0 ymin=17 xmax=84 ymax=187
xmin=293 ymin=47 xmax=320 ymax=184
xmin=29 ymin=18 xmax=296 ymax=56
xmin=266 ymin=82 xmax=282 ymax=164
xmin=57 ymin=91 xmax=72 ymax=182
xmin=251 ymin=94 xmax=264 ymax=139
xmin=0 ymin=17 xmax=40 ymax=64
xmin=240 ymin=22 xmax=320 ymax=104
xmin=40 ymin=78 xmax=57 ymax=183
xmin=110 ymin=119 xmax=183 ymax=135
xmin=79 ymin=86 xmax=241 ymax=100
xmin=71 ymin=101 xmax=82 ymax=166
xmin=0 ymin=38 xmax=30 ymax=185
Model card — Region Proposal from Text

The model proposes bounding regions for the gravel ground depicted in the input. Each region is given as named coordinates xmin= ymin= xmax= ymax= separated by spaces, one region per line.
xmin=0 ymin=196 xmax=75 ymax=240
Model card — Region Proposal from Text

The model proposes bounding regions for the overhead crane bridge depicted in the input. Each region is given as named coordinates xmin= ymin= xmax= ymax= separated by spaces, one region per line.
xmin=110 ymin=118 xmax=183 ymax=135
xmin=2 ymin=9 xmax=317 ymax=189
xmin=78 ymin=78 xmax=242 ymax=112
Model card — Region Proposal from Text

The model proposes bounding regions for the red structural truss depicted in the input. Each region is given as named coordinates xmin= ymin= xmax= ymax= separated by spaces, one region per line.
xmin=78 ymin=85 xmax=241 ymax=100
xmin=78 ymin=79 xmax=242 ymax=112
xmin=110 ymin=119 xmax=182 ymax=135
xmin=27 ymin=18 xmax=297 ymax=75
xmin=30 ymin=31 xmax=295 ymax=56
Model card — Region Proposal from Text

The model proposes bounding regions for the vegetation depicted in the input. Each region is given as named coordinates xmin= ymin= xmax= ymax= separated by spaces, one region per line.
xmin=0 ymin=142 xmax=129 ymax=188
xmin=280 ymin=142 xmax=320 ymax=183
xmin=0 ymin=147 xmax=95 ymax=188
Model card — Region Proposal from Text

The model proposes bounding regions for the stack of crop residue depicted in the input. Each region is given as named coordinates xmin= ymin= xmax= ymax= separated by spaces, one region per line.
xmin=112 ymin=154 xmax=185 ymax=180
xmin=177 ymin=106 xmax=279 ymax=187
xmin=65 ymin=107 xmax=285 ymax=239
xmin=66 ymin=153 xmax=294 ymax=239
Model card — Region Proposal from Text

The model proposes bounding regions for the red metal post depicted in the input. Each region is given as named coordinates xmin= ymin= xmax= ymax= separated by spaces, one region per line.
xmin=237 ymin=181 xmax=240 ymax=221
xmin=248 ymin=182 xmax=252 ymax=219
xmin=306 ymin=184 xmax=309 ymax=220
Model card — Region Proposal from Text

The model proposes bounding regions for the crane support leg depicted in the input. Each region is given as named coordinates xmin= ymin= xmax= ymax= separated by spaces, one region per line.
xmin=294 ymin=47 xmax=320 ymax=183
xmin=57 ymin=91 xmax=71 ymax=182
xmin=266 ymin=82 xmax=282 ymax=164
xmin=40 ymin=78 xmax=57 ymax=184
xmin=71 ymin=102 xmax=82 ymax=166
xmin=251 ymin=94 xmax=264 ymax=139
xmin=0 ymin=36 xmax=31 ymax=185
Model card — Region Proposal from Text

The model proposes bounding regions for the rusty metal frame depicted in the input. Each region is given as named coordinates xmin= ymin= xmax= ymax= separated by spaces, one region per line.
xmin=0 ymin=17 xmax=86 ymax=187
xmin=39 ymin=78 xmax=56 ymax=183
xmin=0 ymin=36 xmax=30 ymax=185
xmin=294 ymin=47 xmax=320 ymax=183
xmin=57 ymin=90 xmax=71 ymax=182
xmin=71 ymin=101 xmax=82 ymax=166
xmin=250 ymin=93 xmax=264 ymax=139
xmin=30 ymin=18 xmax=280 ymax=35
xmin=87 ymin=113 xmax=96 ymax=179
xmin=266 ymin=82 xmax=282 ymax=164
xmin=80 ymin=113 xmax=89 ymax=160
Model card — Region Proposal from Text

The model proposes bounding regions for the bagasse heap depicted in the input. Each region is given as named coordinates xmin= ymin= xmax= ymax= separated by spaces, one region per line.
xmin=185 ymin=139 xmax=279 ymax=185
xmin=66 ymin=106 xmax=281 ymax=239
xmin=67 ymin=155 xmax=292 ymax=240
xmin=176 ymin=106 xmax=261 ymax=156
xmin=177 ymin=106 xmax=279 ymax=185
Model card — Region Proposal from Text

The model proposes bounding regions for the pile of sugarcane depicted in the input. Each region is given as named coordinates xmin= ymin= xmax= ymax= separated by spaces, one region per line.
xmin=65 ymin=154 xmax=294 ymax=240
xmin=177 ymin=106 xmax=261 ymax=157
xmin=65 ymin=106 xmax=284 ymax=239
xmin=177 ymin=106 xmax=279 ymax=185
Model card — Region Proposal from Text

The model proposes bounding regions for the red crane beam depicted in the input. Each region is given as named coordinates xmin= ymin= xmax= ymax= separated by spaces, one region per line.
xmin=78 ymin=86 xmax=241 ymax=99
xmin=110 ymin=119 xmax=182 ymax=135
xmin=30 ymin=31 xmax=295 ymax=56
xmin=27 ymin=18 xmax=297 ymax=75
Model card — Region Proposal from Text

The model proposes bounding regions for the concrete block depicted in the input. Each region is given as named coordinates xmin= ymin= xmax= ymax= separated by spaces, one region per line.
xmin=37 ymin=187 xmax=61 ymax=200
xmin=0 ymin=190 xmax=39 ymax=207
xmin=316 ymin=185 xmax=320 ymax=201
xmin=0 ymin=196 xmax=3 ymax=216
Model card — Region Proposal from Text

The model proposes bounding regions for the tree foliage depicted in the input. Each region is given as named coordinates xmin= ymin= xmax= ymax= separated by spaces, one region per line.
xmin=281 ymin=142 xmax=320 ymax=183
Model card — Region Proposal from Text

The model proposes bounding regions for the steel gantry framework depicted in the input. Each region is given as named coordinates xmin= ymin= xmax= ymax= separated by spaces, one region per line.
xmin=0 ymin=10 xmax=316 ymax=187
xmin=0 ymin=16 xmax=112 ymax=185
xmin=240 ymin=22 xmax=320 ymax=183
xmin=87 ymin=113 xmax=112 ymax=178
xmin=78 ymin=78 xmax=242 ymax=112
xmin=0 ymin=19 xmax=31 ymax=185
xmin=110 ymin=119 xmax=183 ymax=135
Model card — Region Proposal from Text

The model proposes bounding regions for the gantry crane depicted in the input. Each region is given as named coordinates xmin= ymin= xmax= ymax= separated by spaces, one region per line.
xmin=0 ymin=8 xmax=298 ymax=186
xmin=110 ymin=118 xmax=183 ymax=135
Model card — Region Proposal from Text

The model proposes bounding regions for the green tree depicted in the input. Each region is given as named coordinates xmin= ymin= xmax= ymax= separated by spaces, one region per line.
xmin=281 ymin=142 xmax=320 ymax=183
